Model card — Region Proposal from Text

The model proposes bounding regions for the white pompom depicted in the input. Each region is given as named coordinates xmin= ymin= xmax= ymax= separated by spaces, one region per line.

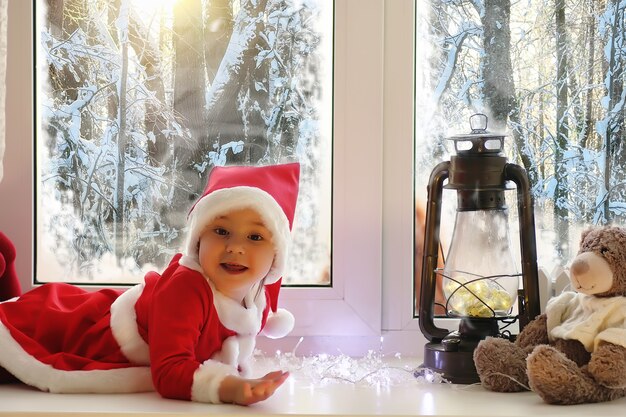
xmin=261 ymin=308 xmax=295 ymax=339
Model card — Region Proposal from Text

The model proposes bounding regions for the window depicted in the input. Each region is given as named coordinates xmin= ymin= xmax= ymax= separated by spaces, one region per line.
xmin=34 ymin=0 xmax=332 ymax=286
xmin=413 ymin=0 xmax=626 ymax=318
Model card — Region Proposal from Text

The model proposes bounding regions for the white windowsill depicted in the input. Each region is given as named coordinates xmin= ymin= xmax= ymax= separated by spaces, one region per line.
xmin=1 ymin=357 xmax=624 ymax=417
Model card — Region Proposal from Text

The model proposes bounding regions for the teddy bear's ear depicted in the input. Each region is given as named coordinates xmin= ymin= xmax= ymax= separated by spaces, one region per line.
xmin=579 ymin=227 xmax=595 ymax=244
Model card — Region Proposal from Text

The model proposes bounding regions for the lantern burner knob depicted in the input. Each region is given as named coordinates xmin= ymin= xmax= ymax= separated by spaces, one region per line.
xmin=447 ymin=113 xmax=505 ymax=156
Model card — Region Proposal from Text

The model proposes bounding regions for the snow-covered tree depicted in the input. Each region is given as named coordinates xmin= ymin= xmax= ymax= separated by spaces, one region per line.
xmin=416 ymin=0 xmax=626 ymax=268
xmin=37 ymin=0 xmax=331 ymax=283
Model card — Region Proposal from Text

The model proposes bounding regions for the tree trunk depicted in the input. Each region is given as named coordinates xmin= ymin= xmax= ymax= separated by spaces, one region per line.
xmin=581 ymin=0 xmax=596 ymax=148
xmin=47 ymin=0 xmax=91 ymax=211
xmin=46 ymin=0 xmax=64 ymax=38
xmin=172 ymin=0 xmax=208 ymax=205
xmin=173 ymin=0 xmax=207 ymax=143
xmin=47 ymin=0 xmax=89 ymax=105
xmin=555 ymin=0 xmax=570 ymax=254
xmin=611 ymin=2 xmax=626 ymax=217
xmin=128 ymin=9 xmax=169 ymax=166
xmin=480 ymin=0 xmax=537 ymax=186
xmin=602 ymin=0 xmax=625 ymax=223
xmin=204 ymin=0 xmax=233 ymax=85
xmin=107 ymin=0 xmax=120 ymax=121
xmin=115 ymin=3 xmax=130 ymax=261
xmin=481 ymin=0 xmax=516 ymax=130
xmin=205 ymin=0 xmax=270 ymax=167
xmin=538 ymin=83 xmax=546 ymax=180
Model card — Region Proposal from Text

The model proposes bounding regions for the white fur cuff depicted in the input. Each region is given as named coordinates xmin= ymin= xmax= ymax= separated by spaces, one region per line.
xmin=190 ymin=359 xmax=238 ymax=403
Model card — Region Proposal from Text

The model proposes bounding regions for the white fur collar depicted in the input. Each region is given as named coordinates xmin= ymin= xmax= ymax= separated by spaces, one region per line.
xmin=178 ymin=256 xmax=266 ymax=335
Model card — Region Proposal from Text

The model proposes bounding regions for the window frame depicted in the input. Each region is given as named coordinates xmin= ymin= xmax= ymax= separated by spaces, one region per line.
xmin=264 ymin=0 xmax=386 ymax=341
xmin=262 ymin=0 xmax=426 ymax=356
xmin=381 ymin=0 xmax=418 ymax=334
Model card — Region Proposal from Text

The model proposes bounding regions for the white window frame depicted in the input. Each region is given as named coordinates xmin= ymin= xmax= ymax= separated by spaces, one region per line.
xmin=262 ymin=0 xmax=427 ymax=356
xmin=381 ymin=0 xmax=421 ymax=334
xmin=4 ymin=0 xmax=432 ymax=357
xmin=262 ymin=0 xmax=387 ymax=351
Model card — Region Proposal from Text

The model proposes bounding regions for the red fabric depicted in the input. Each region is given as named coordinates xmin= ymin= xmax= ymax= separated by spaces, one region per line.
xmin=135 ymin=257 xmax=270 ymax=400
xmin=0 ymin=232 xmax=21 ymax=301
xmin=264 ymin=279 xmax=282 ymax=313
xmin=140 ymin=267 xmax=230 ymax=399
xmin=0 ymin=283 xmax=128 ymax=370
xmin=0 ymin=254 xmax=272 ymax=399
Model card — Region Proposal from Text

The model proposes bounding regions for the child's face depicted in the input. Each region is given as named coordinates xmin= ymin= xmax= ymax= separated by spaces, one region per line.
xmin=198 ymin=208 xmax=275 ymax=300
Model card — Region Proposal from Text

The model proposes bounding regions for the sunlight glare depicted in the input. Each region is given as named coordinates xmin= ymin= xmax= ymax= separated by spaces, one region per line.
xmin=131 ymin=0 xmax=178 ymax=14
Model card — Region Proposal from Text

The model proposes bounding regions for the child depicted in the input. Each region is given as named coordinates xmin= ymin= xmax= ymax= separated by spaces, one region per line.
xmin=0 ymin=162 xmax=300 ymax=405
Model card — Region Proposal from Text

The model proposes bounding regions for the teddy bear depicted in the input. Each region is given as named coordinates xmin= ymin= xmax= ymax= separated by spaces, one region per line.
xmin=473 ymin=226 xmax=626 ymax=405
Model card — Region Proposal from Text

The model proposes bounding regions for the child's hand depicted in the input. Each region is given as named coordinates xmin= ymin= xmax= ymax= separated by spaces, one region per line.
xmin=218 ymin=370 xmax=290 ymax=405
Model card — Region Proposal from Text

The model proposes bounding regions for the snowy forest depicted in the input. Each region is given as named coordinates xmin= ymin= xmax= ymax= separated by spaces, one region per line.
xmin=416 ymin=0 xmax=626 ymax=268
xmin=35 ymin=0 xmax=332 ymax=284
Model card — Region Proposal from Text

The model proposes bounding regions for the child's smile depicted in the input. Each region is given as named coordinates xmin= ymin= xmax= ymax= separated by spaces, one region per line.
xmin=221 ymin=262 xmax=248 ymax=273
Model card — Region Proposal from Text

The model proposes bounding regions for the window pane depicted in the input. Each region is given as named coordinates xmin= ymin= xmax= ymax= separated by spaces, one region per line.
xmin=415 ymin=0 xmax=626 ymax=312
xmin=34 ymin=0 xmax=332 ymax=285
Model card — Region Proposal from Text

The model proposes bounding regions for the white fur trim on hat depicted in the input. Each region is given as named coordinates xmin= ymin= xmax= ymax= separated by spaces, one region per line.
xmin=184 ymin=186 xmax=291 ymax=285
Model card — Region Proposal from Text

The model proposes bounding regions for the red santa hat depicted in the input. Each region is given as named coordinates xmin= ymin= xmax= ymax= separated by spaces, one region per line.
xmin=180 ymin=162 xmax=299 ymax=337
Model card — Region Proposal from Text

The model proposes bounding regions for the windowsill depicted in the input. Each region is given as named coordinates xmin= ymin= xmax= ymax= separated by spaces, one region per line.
xmin=1 ymin=357 xmax=624 ymax=416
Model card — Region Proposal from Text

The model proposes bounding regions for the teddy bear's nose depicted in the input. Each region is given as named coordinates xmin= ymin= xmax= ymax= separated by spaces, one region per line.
xmin=570 ymin=258 xmax=590 ymax=276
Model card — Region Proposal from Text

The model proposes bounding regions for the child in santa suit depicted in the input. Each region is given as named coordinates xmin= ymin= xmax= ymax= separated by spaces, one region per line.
xmin=0 ymin=162 xmax=300 ymax=405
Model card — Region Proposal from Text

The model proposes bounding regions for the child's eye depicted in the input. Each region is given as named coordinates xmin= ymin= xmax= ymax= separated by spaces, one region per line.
xmin=249 ymin=234 xmax=264 ymax=242
xmin=214 ymin=227 xmax=229 ymax=236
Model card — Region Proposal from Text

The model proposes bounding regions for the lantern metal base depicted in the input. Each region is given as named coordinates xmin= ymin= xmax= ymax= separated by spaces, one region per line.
xmin=420 ymin=339 xmax=480 ymax=384
xmin=420 ymin=318 xmax=500 ymax=384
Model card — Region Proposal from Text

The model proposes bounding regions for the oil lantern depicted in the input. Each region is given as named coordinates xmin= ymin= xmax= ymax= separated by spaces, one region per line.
xmin=418 ymin=114 xmax=541 ymax=383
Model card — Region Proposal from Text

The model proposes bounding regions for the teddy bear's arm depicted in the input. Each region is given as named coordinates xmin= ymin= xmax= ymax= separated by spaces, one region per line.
xmin=515 ymin=313 xmax=548 ymax=351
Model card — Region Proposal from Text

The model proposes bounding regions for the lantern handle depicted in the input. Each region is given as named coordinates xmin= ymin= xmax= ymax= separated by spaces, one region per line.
xmin=504 ymin=163 xmax=541 ymax=329
xmin=419 ymin=161 xmax=453 ymax=342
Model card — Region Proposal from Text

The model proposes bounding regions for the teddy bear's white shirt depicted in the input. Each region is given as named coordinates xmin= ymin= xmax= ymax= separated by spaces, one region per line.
xmin=546 ymin=291 xmax=626 ymax=352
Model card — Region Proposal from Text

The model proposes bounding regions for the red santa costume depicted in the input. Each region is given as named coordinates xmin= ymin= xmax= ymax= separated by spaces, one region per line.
xmin=0 ymin=162 xmax=300 ymax=403
xmin=0 ymin=231 xmax=21 ymax=302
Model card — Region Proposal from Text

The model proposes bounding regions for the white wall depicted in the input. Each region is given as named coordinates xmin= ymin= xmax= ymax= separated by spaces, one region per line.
xmin=0 ymin=0 xmax=32 ymax=291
